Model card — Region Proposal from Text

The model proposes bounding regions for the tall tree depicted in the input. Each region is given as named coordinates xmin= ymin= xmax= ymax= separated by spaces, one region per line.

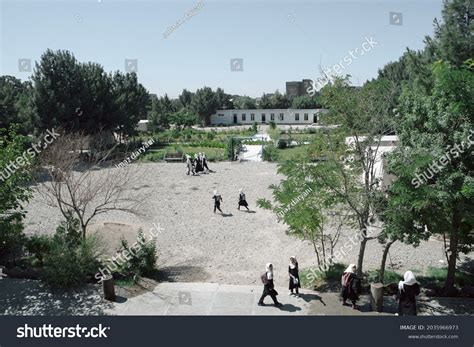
xmin=386 ymin=61 xmax=474 ymax=294
xmin=178 ymin=89 xmax=194 ymax=109
xmin=190 ymin=87 xmax=218 ymax=125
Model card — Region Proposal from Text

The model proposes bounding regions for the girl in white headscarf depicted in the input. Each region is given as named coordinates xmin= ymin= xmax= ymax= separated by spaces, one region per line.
xmin=397 ymin=271 xmax=421 ymax=315
xmin=237 ymin=188 xmax=250 ymax=211
xmin=258 ymin=263 xmax=282 ymax=307
xmin=288 ymin=256 xmax=301 ymax=295
xmin=341 ymin=264 xmax=360 ymax=309
xmin=212 ymin=190 xmax=223 ymax=213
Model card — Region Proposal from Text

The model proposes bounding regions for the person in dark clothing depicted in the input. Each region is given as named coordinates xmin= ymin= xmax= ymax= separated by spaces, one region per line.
xmin=397 ymin=271 xmax=421 ymax=316
xmin=202 ymin=153 xmax=211 ymax=172
xmin=194 ymin=154 xmax=203 ymax=173
xmin=237 ymin=188 xmax=250 ymax=211
xmin=258 ymin=263 xmax=282 ymax=307
xmin=212 ymin=190 xmax=223 ymax=213
xmin=288 ymin=256 xmax=301 ymax=295
xmin=341 ymin=264 xmax=360 ymax=309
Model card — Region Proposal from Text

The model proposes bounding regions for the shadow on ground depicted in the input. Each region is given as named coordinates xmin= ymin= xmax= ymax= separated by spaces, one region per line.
xmin=0 ymin=279 xmax=112 ymax=315
xmin=157 ymin=265 xmax=210 ymax=283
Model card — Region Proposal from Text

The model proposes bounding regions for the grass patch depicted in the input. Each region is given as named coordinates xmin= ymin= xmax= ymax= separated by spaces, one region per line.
xmin=417 ymin=267 xmax=474 ymax=288
xmin=276 ymin=145 xmax=310 ymax=162
xmin=366 ymin=269 xmax=401 ymax=285
xmin=299 ymin=263 xmax=347 ymax=290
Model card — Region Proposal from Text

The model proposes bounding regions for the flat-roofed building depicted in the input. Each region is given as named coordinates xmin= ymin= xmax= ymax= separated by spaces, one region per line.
xmin=210 ymin=108 xmax=328 ymax=125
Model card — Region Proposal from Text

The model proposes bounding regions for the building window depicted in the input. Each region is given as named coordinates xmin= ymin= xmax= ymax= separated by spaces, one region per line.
xmin=251 ymin=114 xmax=255 ymax=121
xmin=295 ymin=113 xmax=300 ymax=121
xmin=242 ymin=114 xmax=246 ymax=121
xmin=270 ymin=113 xmax=275 ymax=121
xmin=304 ymin=113 xmax=308 ymax=121
xmin=218 ymin=114 xmax=224 ymax=117
xmin=279 ymin=113 xmax=284 ymax=121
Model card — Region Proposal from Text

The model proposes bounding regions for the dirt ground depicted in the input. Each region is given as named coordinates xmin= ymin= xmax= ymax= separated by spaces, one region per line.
xmin=23 ymin=161 xmax=473 ymax=286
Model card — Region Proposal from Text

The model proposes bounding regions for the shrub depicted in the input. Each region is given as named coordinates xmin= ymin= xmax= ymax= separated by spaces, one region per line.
xmin=115 ymin=230 xmax=157 ymax=280
xmin=42 ymin=215 xmax=102 ymax=288
xmin=206 ymin=131 xmax=216 ymax=140
xmin=0 ymin=216 xmax=26 ymax=265
xmin=262 ymin=143 xmax=279 ymax=162
xmin=25 ymin=235 xmax=51 ymax=266
xmin=251 ymin=122 xmax=258 ymax=133
xmin=269 ymin=120 xmax=276 ymax=129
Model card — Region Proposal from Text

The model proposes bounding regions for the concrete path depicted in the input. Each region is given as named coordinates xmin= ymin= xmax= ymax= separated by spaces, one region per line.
xmin=106 ymin=282 xmax=395 ymax=316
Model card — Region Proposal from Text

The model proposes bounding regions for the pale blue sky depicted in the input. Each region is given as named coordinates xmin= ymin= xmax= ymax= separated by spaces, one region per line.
xmin=1 ymin=0 xmax=443 ymax=98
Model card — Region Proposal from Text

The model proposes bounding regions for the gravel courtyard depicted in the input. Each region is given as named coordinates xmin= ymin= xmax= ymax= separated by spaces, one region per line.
xmin=23 ymin=162 xmax=473 ymax=286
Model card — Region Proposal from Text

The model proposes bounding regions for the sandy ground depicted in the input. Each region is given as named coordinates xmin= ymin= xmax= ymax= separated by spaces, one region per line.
xmin=23 ymin=162 xmax=473 ymax=286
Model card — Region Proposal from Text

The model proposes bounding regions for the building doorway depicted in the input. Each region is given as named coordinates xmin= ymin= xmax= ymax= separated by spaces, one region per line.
xmin=313 ymin=114 xmax=318 ymax=123
xmin=233 ymin=115 xmax=238 ymax=124
xmin=261 ymin=115 xmax=266 ymax=123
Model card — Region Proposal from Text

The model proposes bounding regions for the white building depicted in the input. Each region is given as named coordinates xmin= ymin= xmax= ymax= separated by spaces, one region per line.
xmin=135 ymin=119 xmax=150 ymax=132
xmin=345 ymin=135 xmax=398 ymax=190
xmin=210 ymin=109 xmax=328 ymax=126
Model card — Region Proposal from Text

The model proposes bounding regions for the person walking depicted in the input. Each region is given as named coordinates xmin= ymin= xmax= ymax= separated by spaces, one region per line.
xmin=194 ymin=154 xmax=203 ymax=173
xmin=237 ymin=188 xmax=250 ymax=211
xmin=258 ymin=263 xmax=282 ymax=307
xmin=341 ymin=264 xmax=360 ymax=309
xmin=397 ymin=271 xmax=421 ymax=316
xmin=288 ymin=256 xmax=301 ymax=295
xmin=185 ymin=155 xmax=195 ymax=176
xmin=202 ymin=153 xmax=211 ymax=172
xmin=212 ymin=190 xmax=223 ymax=213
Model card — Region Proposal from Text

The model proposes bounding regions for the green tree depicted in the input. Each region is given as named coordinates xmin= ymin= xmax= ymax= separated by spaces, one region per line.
xmin=170 ymin=109 xmax=199 ymax=128
xmin=215 ymin=87 xmax=234 ymax=109
xmin=178 ymin=89 xmax=194 ymax=108
xmin=234 ymin=96 xmax=257 ymax=109
xmin=0 ymin=126 xmax=32 ymax=261
xmin=291 ymin=94 xmax=322 ymax=109
xmin=112 ymin=71 xmax=149 ymax=137
xmin=386 ymin=61 xmax=474 ymax=294
xmin=0 ymin=77 xmax=34 ymax=134
xmin=190 ymin=87 xmax=218 ymax=125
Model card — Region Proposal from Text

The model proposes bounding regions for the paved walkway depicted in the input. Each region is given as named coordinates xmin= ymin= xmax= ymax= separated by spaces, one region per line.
xmin=1 ymin=279 xmax=472 ymax=316
xmin=106 ymin=282 xmax=395 ymax=316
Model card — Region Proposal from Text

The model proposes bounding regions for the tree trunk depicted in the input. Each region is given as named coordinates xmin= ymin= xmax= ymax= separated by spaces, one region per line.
xmin=379 ymin=239 xmax=396 ymax=284
xmin=444 ymin=225 xmax=459 ymax=295
xmin=357 ymin=237 xmax=367 ymax=278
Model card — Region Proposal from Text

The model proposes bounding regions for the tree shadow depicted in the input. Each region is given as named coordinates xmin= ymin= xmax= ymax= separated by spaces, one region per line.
xmin=298 ymin=293 xmax=326 ymax=306
xmin=156 ymin=265 xmax=210 ymax=283
xmin=0 ymin=278 xmax=113 ymax=316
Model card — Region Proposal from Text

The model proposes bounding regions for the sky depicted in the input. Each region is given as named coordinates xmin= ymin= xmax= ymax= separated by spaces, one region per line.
xmin=0 ymin=0 xmax=444 ymax=98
